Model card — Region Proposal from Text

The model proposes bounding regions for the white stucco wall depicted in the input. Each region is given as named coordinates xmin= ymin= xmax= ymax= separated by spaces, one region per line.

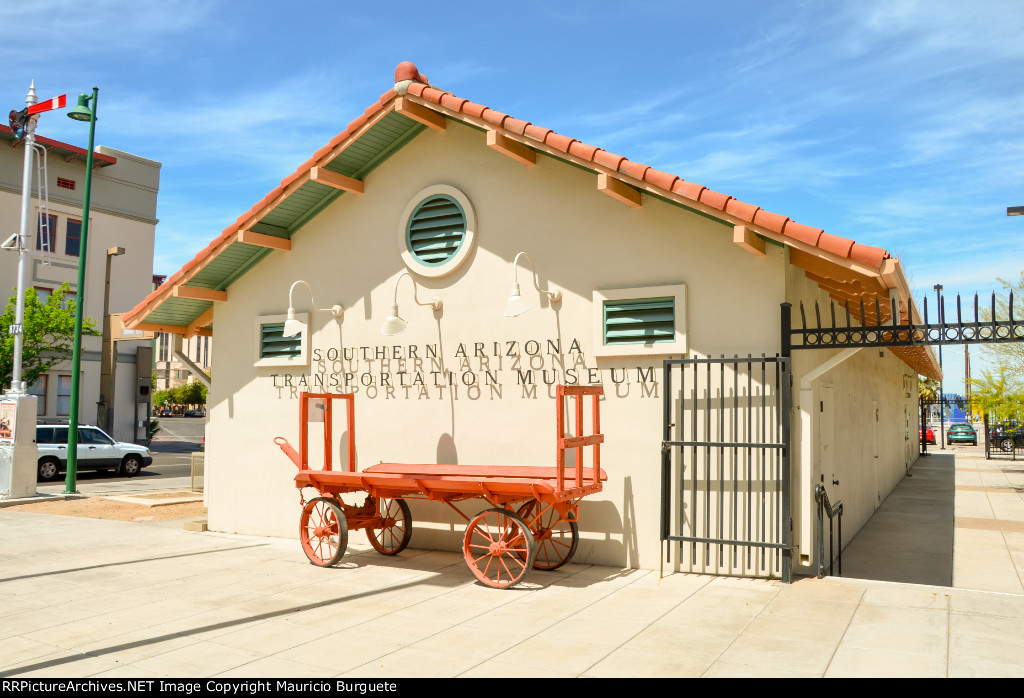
xmin=786 ymin=260 xmax=919 ymax=570
xmin=205 ymin=119 xmax=918 ymax=575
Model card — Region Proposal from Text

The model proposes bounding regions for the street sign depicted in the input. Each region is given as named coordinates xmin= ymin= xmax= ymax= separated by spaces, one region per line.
xmin=108 ymin=313 xmax=155 ymax=341
xmin=7 ymin=323 xmax=22 ymax=335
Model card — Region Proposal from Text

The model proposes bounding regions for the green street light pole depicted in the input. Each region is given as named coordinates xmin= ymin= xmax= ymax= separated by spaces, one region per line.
xmin=64 ymin=87 xmax=98 ymax=494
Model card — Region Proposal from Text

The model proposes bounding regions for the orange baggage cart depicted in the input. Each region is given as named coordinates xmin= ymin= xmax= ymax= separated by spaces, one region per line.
xmin=274 ymin=385 xmax=606 ymax=588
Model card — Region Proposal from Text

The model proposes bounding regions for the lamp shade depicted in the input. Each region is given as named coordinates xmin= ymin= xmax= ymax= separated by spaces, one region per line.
xmin=503 ymin=283 xmax=533 ymax=317
xmin=66 ymin=94 xmax=94 ymax=122
xmin=380 ymin=304 xmax=408 ymax=335
xmin=282 ymin=309 xmax=305 ymax=337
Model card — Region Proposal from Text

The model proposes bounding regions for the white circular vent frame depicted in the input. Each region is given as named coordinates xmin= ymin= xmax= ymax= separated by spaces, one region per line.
xmin=397 ymin=184 xmax=476 ymax=278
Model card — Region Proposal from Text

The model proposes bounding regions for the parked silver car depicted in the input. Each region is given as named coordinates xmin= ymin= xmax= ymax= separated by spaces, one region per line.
xmin=35 ymin=425 xmax=152 ymax=481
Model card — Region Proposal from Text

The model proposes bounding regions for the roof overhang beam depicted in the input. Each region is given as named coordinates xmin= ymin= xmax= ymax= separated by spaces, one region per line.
xmin=310 ymin=166 xmax=364 ymax=194
xmin=237 ymin=230 xmax=291 ymax=251
xmin=131 ymin=321 xmax=212 ymax=337
xmin=486 ymin=130 xmax=536 ymax=166
xmin=173 ymin=287 xmax=227 ymax=302
xmin=733 ymin=225 xmax=765 ymax=256
xmin=597 ymin=173 xmax=642 ymax=208
xmin=396 ymin=96 xmax=446 ymax=131
xmin=184 ymin=306 xmax=214 ymax=339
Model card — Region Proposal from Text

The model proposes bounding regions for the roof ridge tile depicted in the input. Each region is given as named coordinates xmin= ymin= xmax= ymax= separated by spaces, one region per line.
xmin=523 ymin=124 xmax=552 ymax=142
xmin=618 ymin=160 xmax=649 ymax=181
xmin=699 ymin=189 xmax=732 ymax=211
xmin=592 ymin=149 xmax=625 ymax=171
xmin=545 ymin=132 xmax=575 ymax=152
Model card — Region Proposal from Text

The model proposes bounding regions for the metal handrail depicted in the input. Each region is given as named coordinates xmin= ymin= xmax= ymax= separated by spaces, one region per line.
xmin=814 ymin=483 xmax=843 ymax=578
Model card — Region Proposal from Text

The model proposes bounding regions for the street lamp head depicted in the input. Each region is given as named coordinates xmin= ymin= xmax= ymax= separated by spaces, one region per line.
xmin=107 ymin=246 xmax=125 ymax=257
xmin=66 ymin=94 xmax=94 ymax=122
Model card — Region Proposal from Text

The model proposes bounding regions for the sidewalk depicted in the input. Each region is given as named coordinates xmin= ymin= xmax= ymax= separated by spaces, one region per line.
xmin=2 ymin=449 xmax=1024 ymax=677
xmin=843 ymin=446 xmax=1024 ymax=595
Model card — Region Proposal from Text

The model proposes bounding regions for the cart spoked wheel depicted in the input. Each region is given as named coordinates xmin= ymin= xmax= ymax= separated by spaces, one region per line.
xmin=366 ymin=498 xmax=412 ymax=555
xmin=463 ymin=508 xmax=536 ymax=589
xmin=516 ymin=501 xmax=579 ymax=570
xmin=299 ymin=497 xmax=348 ymax=567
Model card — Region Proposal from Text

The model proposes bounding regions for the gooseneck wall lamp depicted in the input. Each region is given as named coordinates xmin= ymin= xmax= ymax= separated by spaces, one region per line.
xmin=504 ymin=251 xmax=561 ymax=317
xmin=282 ymin=280 xmax=344 ymax=337
xmin=381 ymin=271 xmax=442 ymax=336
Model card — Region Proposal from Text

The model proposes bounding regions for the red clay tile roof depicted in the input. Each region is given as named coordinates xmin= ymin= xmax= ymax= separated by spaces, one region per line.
xmin=124 ymin=61 xmax=938 ymax=377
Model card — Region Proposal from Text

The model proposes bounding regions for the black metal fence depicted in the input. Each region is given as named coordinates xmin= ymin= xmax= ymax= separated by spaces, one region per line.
xmin=661 ymin=356 xmax=791 ymax=582
xmin=984 ymin=414 xmax=1021 ymax=460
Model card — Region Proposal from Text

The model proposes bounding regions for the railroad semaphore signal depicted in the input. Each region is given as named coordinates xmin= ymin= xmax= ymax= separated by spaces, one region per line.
xmin=8 ymin=92 xmax=65 ymax=138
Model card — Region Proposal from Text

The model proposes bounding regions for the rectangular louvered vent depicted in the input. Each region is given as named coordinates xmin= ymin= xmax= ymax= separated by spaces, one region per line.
xmin=260 ymin=322 xmax=301 ymax=358
xmin=603 ymin=297 xmax=675 ymax=345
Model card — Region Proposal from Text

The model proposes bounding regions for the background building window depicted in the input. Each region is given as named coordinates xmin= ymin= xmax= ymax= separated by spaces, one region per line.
xmin=56 ymin=375 xmax=72 ymax=416
xmin=65 ymin=219 xmax=81 ymax=256
xmin=28 ymin=376 xmax=46 ymax=416
xmin=35 ymin=213 xmax=57 ymax=252
xmin=34 ymin=287 xmax=52 ymax=304
xmin=57 ymin=177 xmax=75 ymax=190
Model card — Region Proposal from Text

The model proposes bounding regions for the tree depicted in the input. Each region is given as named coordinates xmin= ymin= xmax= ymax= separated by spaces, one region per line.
xmin=968 ymin=369 xmax=1023 ymax=424
xmin=981 ymin=272 xmax=1024 ymax=392
xmin=0 ymin=284 xmax=100 ymax=390
xmin=177 ymin=381 xmax=205 ymax=408
xmin=153 ymin=389 xmax=170 ymax=409
xmin=919 ymin=377 xmax=939 ymax=401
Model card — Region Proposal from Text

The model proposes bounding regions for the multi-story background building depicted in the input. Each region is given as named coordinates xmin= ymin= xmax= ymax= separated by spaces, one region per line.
xmin=0 ymin=124 xmax=160 ymax=442
xmin=154 ymin=331 xmax=212 ymax=391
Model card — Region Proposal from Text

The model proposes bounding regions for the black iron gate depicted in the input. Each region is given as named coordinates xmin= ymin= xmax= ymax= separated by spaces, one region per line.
xmin=661 ymin=356 xmax=792 ymax=582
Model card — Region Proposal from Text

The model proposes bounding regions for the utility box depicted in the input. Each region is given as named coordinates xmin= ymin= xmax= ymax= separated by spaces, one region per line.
xmin=0 ymin=394 xmax=39 ymax=499
xmin=135 ymin=345 xmax=152 ymax=445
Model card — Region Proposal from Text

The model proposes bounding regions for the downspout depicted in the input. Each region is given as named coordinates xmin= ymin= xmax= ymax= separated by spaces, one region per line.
xmin=172 ymin=334 xmax=211 ymax=388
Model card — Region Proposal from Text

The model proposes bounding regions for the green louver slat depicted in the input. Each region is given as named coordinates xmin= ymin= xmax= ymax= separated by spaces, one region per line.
xmin=260 ymin=323 xmax=301 ymax=358
xmin=603 ymin=297 xmax=675 ymax=345
xmin=406 ymin=195 xmax=465 ymax=266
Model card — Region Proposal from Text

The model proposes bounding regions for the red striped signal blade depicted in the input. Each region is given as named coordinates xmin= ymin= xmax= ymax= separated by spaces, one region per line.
xmin=27 ymin=95 xmax=67 ymax=115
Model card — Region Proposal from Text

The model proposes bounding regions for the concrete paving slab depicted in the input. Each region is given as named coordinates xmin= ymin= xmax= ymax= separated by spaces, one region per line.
xmin=583 ymin=647 xmax=713 ymax=677
xmin=825 ymin=646 xmax=947 ymax=678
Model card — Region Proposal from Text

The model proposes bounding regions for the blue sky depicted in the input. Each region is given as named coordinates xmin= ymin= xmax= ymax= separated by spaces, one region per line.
xmin=4 ymin=0 xmax=1022 ymax=392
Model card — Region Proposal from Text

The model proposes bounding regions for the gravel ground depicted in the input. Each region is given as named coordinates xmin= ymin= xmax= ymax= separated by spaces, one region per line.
xmin=3 ymin=496 xmax=205 ymax=522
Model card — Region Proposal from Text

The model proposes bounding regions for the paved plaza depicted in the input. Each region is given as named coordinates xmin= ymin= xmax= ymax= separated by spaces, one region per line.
xmin=1 ymin=447 xmax=1022 ymax=678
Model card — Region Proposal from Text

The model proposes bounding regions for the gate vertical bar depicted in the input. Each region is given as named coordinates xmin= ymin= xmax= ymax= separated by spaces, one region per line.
xmin=661 ymin=359 xmax=672 ymax=549
xmin=719 ymin=356 xmax=725 ymax=565
xmin=780 ymin=356 xmax=792 ymax=583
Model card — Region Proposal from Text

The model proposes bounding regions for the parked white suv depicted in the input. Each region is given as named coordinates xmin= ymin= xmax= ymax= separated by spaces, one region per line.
xmin=36 ymin=425 xmax=152 ymax=481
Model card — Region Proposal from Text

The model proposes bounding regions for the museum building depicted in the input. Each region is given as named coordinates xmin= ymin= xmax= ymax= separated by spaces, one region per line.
xmin=124 ymin=62 xmax=939 ymax=579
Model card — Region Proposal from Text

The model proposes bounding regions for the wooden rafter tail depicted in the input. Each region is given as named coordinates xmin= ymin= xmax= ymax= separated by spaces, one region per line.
xmin=237 ymin=229 xmax=291 ymax=250
xmin=486 ymin=130 xmax=536 ymax=166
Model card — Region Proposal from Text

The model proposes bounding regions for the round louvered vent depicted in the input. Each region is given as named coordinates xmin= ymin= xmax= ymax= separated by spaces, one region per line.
xmin=406 ymin=195 xmax=466 ymax=266
xmin=398 ymin=185 xmax=476 ymax=278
